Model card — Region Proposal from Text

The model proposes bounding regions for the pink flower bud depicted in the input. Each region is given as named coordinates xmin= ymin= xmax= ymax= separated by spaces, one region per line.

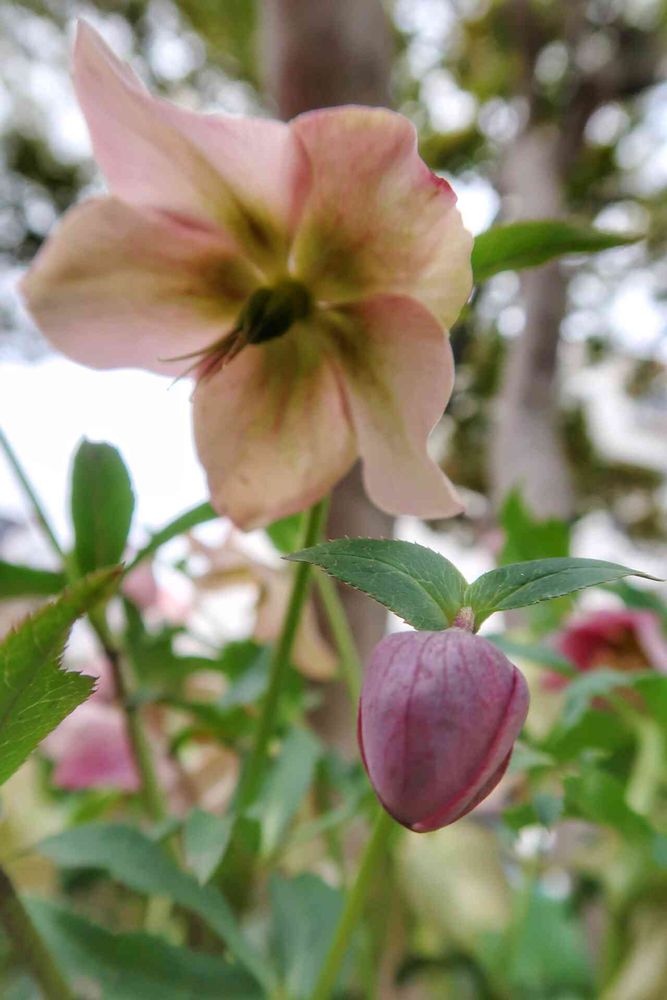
xmin=358 ymin=629 xmax=530 ymax=832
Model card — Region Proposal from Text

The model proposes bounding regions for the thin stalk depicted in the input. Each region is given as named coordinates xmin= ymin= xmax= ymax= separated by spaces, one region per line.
xmin=236 ymin=498 xmax=329 ymax=810
xmin=316 ymin=570 xmax=363 ymax=704
xmin=0 ymin=427 xmax=65 ymax=561
xmin=89 ymin=609 xmax=167 ymax=824
xmin=310 ymin=808 xmax=394 ymax=1000
xmin=0 ymin=864 xmax=74 ymax=999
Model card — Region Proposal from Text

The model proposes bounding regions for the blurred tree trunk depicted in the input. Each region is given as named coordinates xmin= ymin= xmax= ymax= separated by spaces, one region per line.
xmin=259 ymin=0 xmax=394 ymax=740
xmin=491 ymin=125 xmax=574 ymax=518
xmin=490 ymin=0 xmax=661 ymax=519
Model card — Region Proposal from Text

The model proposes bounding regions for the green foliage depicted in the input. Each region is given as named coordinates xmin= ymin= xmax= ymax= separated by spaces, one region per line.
xmin=252 ymin=727 xmax=322 ymax=857
xmin=270 ymin=874 xmax=344 ymax=1000
xmin=125 ymin=500 xmax=218 ymax=572
xmin=564 ymin=770 xmax=652 ymax=841
xmin=291 ymin=539 xmax=654 ymax=631
xmin=499 ymin=491 xmax=570 ymax=564
xmin=0 ymin=568 xmax=120 ymax=787
xmin=70 ymin=440 xmax=135 ymax=575
xmin=287 ymin=539 xmax=467 ymax=629
xmin=183 ymin=809 xmax=233 ymax=885
xmin=266 ymin=512 xmax=305 ymax=554
xmin=0 ymin=559 xmax=65 ymax=599
xmin=29 ymin=900 xmax=262 ymax=999
xmin=465 ymin=558 xmax=657 ymax=627
xmin=471 ymin=220 xmax=640 ymax=283
xmin=37 ymin=823 xmax=274 ymax=992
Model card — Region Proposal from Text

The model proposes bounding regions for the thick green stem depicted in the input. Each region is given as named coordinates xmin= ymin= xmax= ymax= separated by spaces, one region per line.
xmin=316 ymin=571 xmax=363 ymax=704
xmin=310 ymin=808 xmax=395 ymax=1000
xmin=0 ymin=865 xmax=73 ymax=999
xmin=0 ymin=427 xmax=65 ymax=561
xmin=236 ymin=499 xmax=329 ymax=810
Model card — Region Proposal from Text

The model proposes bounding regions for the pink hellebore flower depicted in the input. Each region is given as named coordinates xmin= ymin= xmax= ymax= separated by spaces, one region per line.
xmin=41 ymin=660 xmax=139 ymax=792
xmin=358 ymin=629 xmax=529 ymax=832
xmin=21 ymin=23 xmax=473 ymax=530
xmin=555 ymin=608 xmax=667 ymax=677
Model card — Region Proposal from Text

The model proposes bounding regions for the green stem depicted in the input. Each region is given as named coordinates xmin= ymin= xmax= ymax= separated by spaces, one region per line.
xmin=236 ymin=499 xmax=329 ymax=811
xmin=89 ymin=609 xmax=167 ymax=824
xmin=310 ymin=808 xmax=394 ymax=1000
xmin=0 ymin=427 xmax=65 ymax=561
xmin=626 ymin=716 xmax=664 ymax=816
xmin=316 ymin=571 xmax=363 ymax=704
xmin=0 ymin=864 xmax=74 ymax=999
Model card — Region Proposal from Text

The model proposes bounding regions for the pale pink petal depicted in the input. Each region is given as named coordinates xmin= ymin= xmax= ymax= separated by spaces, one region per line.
xmin=21 ymin=197 xmax=258 ymax=374
xmin=192 ymin=329 xmax=356 ymax=530
xmin=327 ymin=295 xmax=463 ymax=520
xmin=42 ymin=702 xmax=139 ymax=792
xmin=290 ymin=107 xmax=472 ymax=326
xmin=73 ymin=22 xmax=309 ymax=269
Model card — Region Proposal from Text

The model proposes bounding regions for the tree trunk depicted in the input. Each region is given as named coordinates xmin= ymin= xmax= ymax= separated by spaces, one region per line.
xmin=259 ymin=0 xmax=394 ymax=747
xmin=491 ymin=125 xmax=575 ymax=518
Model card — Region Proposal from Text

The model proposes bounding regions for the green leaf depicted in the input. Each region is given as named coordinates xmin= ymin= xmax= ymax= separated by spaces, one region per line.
xmin=29 ymin=900 xmax=262 ymax=999
xmin=71 ymin=440 xmax=135 ymax=574
xmin=266 ymin=512 xmax=305 ymax=553
xmin=270 ymin=874 xmax=344 ymax=999
xmin=0 ymin=568 xmax=120 ymax=787
xmin=183 ymin=809 xmax=233 ymax=885
xmin=487 ymin=634 xmax=576 ymax=677
xmin=564 ymin=770 xmax=651 ymax=840
xmin=287 ymin=538 xmax=467 ymax=629
xmin=501 ymin=888 xmax=593 ymax=996
xmin=0 ymin=560 xmax=66 ymax=599
xmin=125 ymin=501 xmax=217 ymax=572
xmin=252 ymin=728 xmax=322 ymax=857
xmin=559 ymin=668 xmax=642 ymax=729
xmin=465 ymin=558 xmax=658 ymax=627
xmin=471 ymin=220 xmax=640 ymax=283
xmin=37 ymin=823 xmax=274 ymax=991
xmin=499 ymin=491 xmax=570 ymax=564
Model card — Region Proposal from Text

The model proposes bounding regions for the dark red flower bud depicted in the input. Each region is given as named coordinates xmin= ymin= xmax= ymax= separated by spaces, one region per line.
xmin=358 ymin=629 xmax=529 ymax=832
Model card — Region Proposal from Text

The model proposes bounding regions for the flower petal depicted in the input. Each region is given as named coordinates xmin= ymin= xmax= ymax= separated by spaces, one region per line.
xmin=73 ymin=22 xmax=309 ymax=268
xmin=21 ymin=196 xmax=258 ymax=374
xmin=43 ymin=702 xmax=139 ymax=792
xmin=327 ymin=295 xmax=463 ymax=520
xmin=192 ymin=328 xmax=356 ymax=529
xmin=290 ymin=106 xmax=472 ymax=326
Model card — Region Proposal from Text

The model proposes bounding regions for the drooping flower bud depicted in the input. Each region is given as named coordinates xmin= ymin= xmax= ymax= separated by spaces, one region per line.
xmin=358 ymin=629 xmax=529 ymax=832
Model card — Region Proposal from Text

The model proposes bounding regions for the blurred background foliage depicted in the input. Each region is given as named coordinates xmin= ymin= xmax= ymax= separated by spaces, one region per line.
xmin=1 ymin=2 xmax=667 ymax=999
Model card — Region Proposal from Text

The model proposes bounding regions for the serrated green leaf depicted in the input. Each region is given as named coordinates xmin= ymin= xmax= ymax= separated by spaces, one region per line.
xmin=0 ymin=568 xmax=120 ymax=786
xmin=125 ymin=501 xmax=217 ymax=573
xmin=287 ymin=539 xmax=467 ymax=629
xmin=71 ymin=440 xmax=135 ymax=574
xmin=37 ymin=823 xmax=273 ymax=991
xmin=270 ymin=874 xmax=344 ymax=999
xmin=472 ymin=220 xmax=640 ymax=283
xmin=29 ymin=900 xmax=262 ymax=999
xmin=183 ymin=809 xmax=233 ymax=885
xmin=0 ymin=560 xmax=66 ymax=599
xmin=466 ymin=558 xmax=658 ymax=626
